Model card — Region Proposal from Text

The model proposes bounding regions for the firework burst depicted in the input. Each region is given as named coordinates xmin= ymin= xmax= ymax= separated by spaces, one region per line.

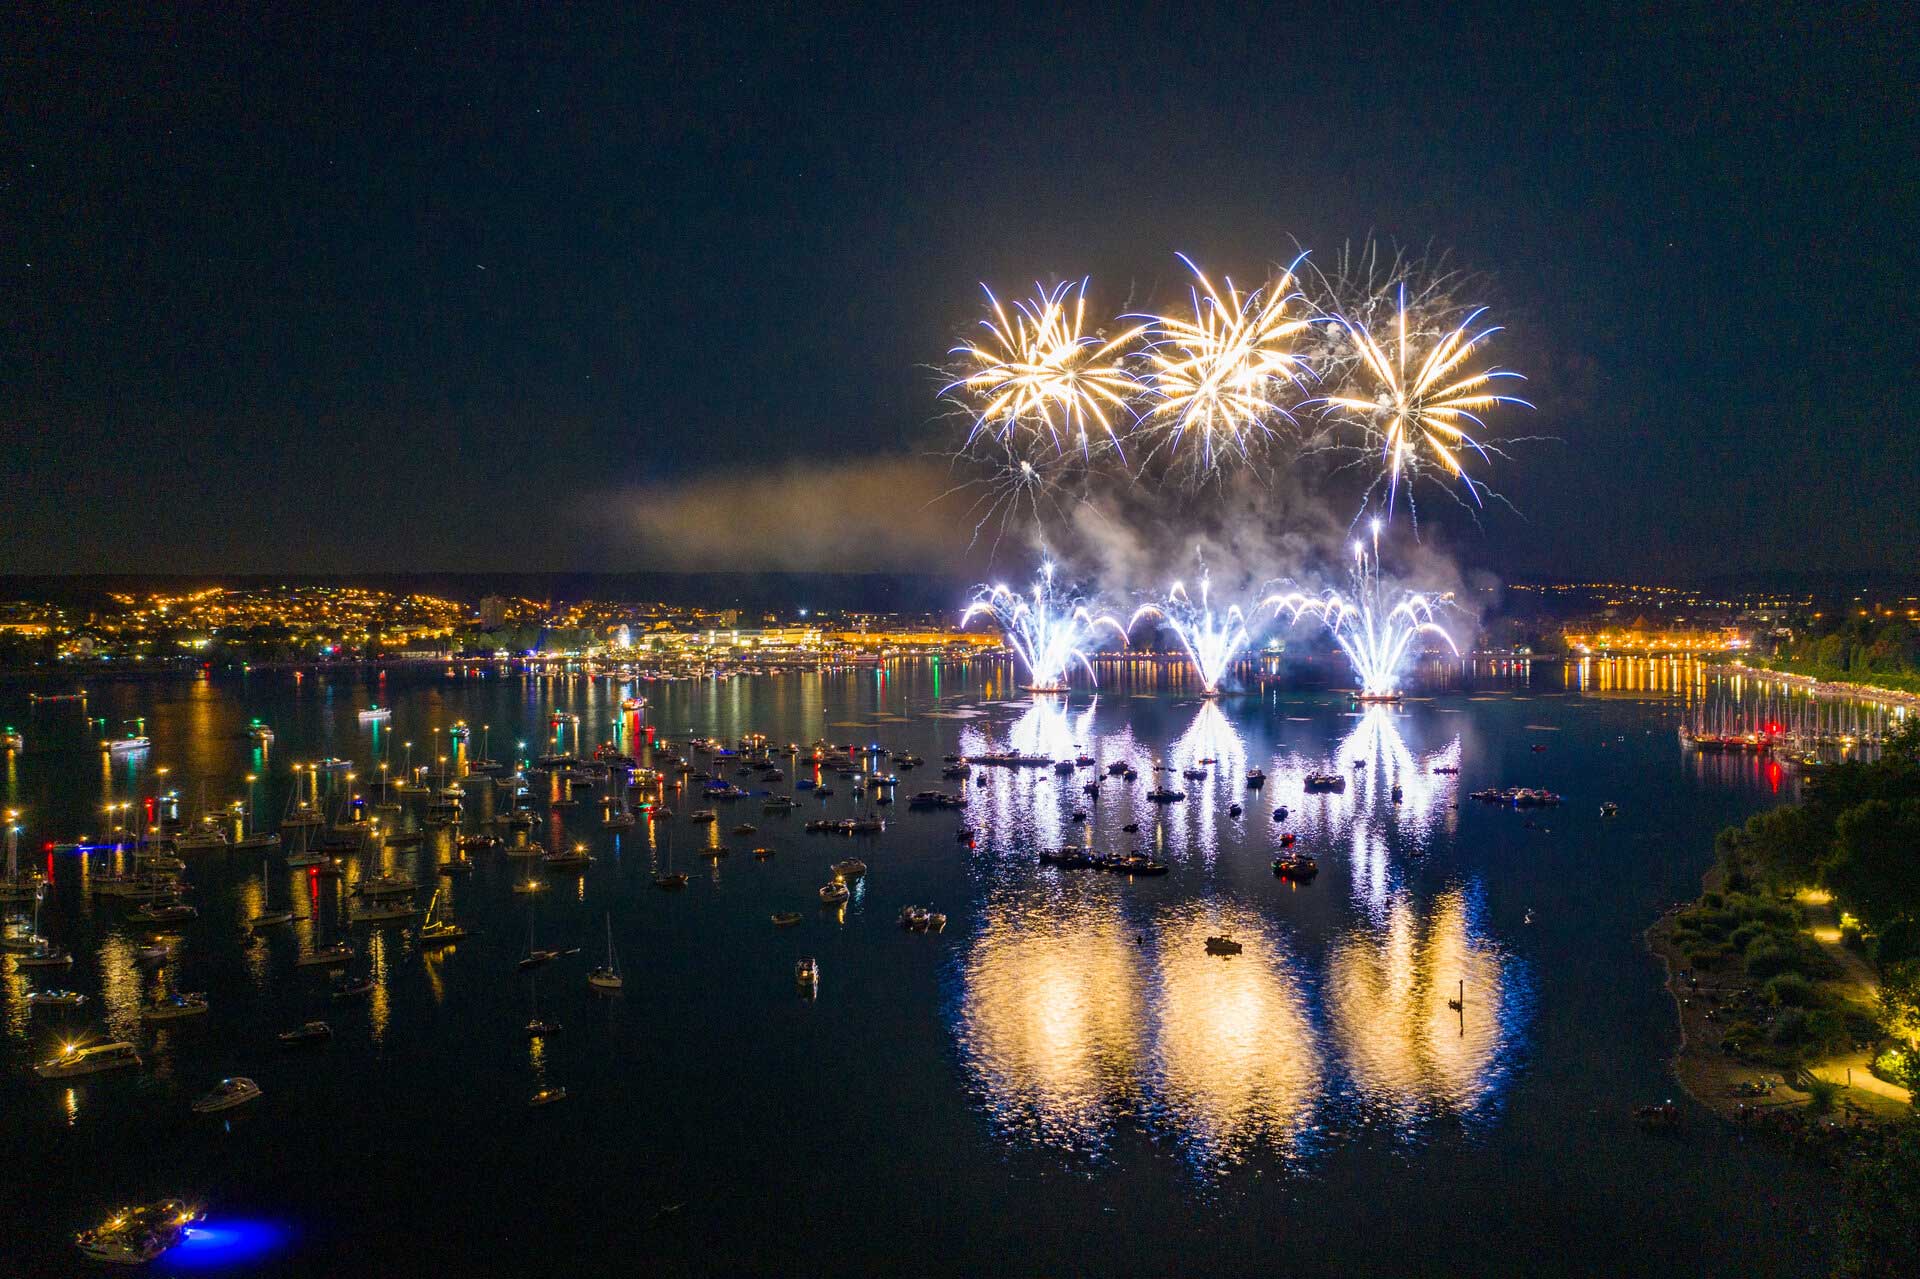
xmin=1134 ymin=254 xmax=1315 ymax=481
xmin=962 ymin=561 xmax=1128 ymax=693
xmin=1129 ymin=566 xmax=1283 ymax=696
xmin=1310 ymin=283 xmax=1531 ymax=517
xmin=942 ymin=279 xmax=1145 ymax=467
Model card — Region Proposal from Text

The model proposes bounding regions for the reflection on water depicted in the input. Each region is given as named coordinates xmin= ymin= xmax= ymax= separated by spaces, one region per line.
xmin=1148 ymin=902 xmax=1320 ymax=1167
xmin=954 ymin=886 xmax=1146 ymax=1153
xmin=954 ymin=701 xmax=1522 ymax=1169
xmin=1326 ymin=885 xmax=1526 ymax=1127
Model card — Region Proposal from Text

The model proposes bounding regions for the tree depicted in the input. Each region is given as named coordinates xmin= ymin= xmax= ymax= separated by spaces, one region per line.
xmin=1826 ymin=799 xmax=1920 ymax=936
xmin=1834 ymin=1120 xmax=1920 ymax=1278
xmin=1880 ymin=961 xmax=1920 ymax=1049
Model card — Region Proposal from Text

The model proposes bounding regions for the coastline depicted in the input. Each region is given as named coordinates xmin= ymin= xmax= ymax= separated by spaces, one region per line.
xmin=1728 ymin=659 xmax=1920 ymax=709
xmin=1648 ymin=867 xmax=1913 ymax=1125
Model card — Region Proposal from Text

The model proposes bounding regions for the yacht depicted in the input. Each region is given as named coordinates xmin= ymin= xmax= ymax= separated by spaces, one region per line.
xmin=277 ymin=1020 xmax=333 ymax=1046
xmin=354 ymin=872 xmax=418 ymax=899
xmin=417 ymin=891 xmax=466 ymax=946
xmin=192 ymin=1076 xmax=262 ymax=1113
xmin=248 ymin=859 xmax=293 ymax=929
xmin=350 ymin=898 xmax=417 ymax=924
xmin=73 ymin=1201 xmax=195 ymax=1264
xmin=35 ymin=1039 xmax=141 ymax=1078
xmin=140 ymin=992 xmax=210 ymax=1022
xmin=357 ymin=705 xmax=392 ymax=723
xmin=542 ymin=845 xmax=592 ymax=870
xmin=27 ymin=989 xmax=87 ymax=1009
xmin=16 ymin=943 xmax=74 ymax=969
xmin=587 ymin=914 xmax=623 ymax=991
xmin=295 ymin=941 xmax=355 ymax=967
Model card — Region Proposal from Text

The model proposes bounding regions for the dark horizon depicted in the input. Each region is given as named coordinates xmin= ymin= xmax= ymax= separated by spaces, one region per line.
xmin=4 ymin=5 xmax=1912 ymax=581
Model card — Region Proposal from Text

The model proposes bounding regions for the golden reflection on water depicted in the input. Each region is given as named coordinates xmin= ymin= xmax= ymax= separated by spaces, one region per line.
xmin=1149 ymin=903 xmax=1320 ymax=1164
xmin=958 ymin=891 xmax=1323 ymax=1163
xmin=956 ymin=888 xmax=1146 ymax=1150
xmin=1326 ymin=887 xmax=1511 ymax=1121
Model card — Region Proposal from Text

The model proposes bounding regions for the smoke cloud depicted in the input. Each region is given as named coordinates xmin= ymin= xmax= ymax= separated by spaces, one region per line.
xmin=596 ymin=457 xmax=984 ymax=573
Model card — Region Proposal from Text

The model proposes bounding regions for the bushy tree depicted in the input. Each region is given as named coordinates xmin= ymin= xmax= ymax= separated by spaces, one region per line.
xmin=1834 ymin=1121 xmax=1920 ymax=1278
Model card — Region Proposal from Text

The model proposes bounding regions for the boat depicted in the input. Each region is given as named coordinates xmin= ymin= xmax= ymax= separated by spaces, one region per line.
xmin=140 ymin=992 xmax=209 ymax=1022
xmin=135 ymin=944 xmax=169 ymax=965
xmin=248 ymin=719 xmax=275 ymax=743
xmin=1246 ymin=768 xmax=1266 ymax=787
xmin=512 ymin=874 xmax=549 ymax=895
xmin=105 ymin=735 xmax=152 ymax=755
xmin=1304 ymin=772 xmax=1346 ymax=793
xmin=357 ymin=705 xmax=392 ymax=722
xmin=278 ymin=1020 xmax=333 ymax=1046
xmin=795 ymin=956 xmax=819 ymax=994
xmin=818 ymin=881 xmax=850 ymax=905
xmin=587 ymin=913 xmax=623 ymax=991
xmin=731 ymin=823 xmax=757 ymax=837
xmin=542 ymin=844 xmax=592 ymax=870
xmin=831 ymin=858 xmax=867 ymax=878
xmin=36 ymin=1039 xmax=141 ymax=1078
xmin=650 ymin=822 xmax=689 ymax=890
xmin=529 ymin=1085 xmax=568 ymax=1108
xmin=1204 ymin=935 xmax=1243 ymax=956
xmin=908 ymin=791 xmax=965 ymax=809
xmin=688 ymin=809 xmax=717 ymax=824
xmin=73 ymin=1200 xmax=195 ymax=1264
xmin=332 ymin=974 xmax=376 ymax=999
xmin=16 ymin=942 xmax=73 ymax=968
xmin=248 ymin=858 xmax=293 ymax=929
xmin=350 ymin=898 xmax=417 ymax=924
xmin=27 ymin=989 xmax=87 ymax=1009
xmin=1273 ymin=854 xmax=1319 ymax=881
xmin=771 ymin=911 xmax=802 ymax=927
xmin=130 ymin=900 xmax=198 ymax=926
xmin=1146 ymin=788 xmax=1186 ymax=803
xmin=418 ymin=890 xmax=466 ymax=945
xmin=355 ymin=871 xmax=419 ymax=899
xmin=192 ymin=1076 xmax=262 ymax=1114
xmin=296 ymin=935 xmax=355 ymax=967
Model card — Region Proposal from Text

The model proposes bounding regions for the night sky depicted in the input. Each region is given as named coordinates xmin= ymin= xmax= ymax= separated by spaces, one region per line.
xmin=3 ymin=5 xmax=1912 ymax=580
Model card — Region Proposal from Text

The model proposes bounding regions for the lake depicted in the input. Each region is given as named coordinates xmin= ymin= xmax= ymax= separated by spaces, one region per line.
xmin=0 ymin=659 xmax=1840 ymax=1276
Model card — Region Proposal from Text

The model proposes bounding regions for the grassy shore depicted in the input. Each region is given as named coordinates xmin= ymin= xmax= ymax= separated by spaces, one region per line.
xmin=1648 ymin=866 xmax=1912 ymax=1125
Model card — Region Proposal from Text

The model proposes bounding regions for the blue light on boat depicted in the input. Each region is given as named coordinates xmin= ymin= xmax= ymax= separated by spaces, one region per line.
xmin=169 ymin=1219 xmax=288 ymax=1269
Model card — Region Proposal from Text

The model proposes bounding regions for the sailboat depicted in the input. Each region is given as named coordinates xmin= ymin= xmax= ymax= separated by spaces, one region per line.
xmin=652 ymin=822 xmax=687 ymax=891
xmin=418 ymin=889 xmax=466 ymax=946
xmin=588 ymin=912 xmax=623 ymax=991
xmin=295 ymin=894 xmax=355 ymax=967
xmin=174 ymin=783 xmax=231 ymax=850
xmin=525 ymin=970 xmax=559 ymax=1037
xmin=249 ymin=858 xmax=293 ymax=928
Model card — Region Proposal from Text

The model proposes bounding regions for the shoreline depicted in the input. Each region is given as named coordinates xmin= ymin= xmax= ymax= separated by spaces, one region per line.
xmin=1647 ymin=867 xmax=1912 ymax=1127
xmin=1727 ymin=659 xmax=1920 ymax=710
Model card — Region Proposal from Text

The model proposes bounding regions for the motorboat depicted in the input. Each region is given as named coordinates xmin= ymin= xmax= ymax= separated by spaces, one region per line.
xmin=140 ymin=992 xmax=210 ymax=1022
xmin=818 ymin=881 xmax=850 ymax=905
xmin=529 ymin=1085 xmax=568 ymax=1107
xmin=1273 ymin=854 xmax=1319 ymax=881
xmin=130 ymin=901 xmax=198 ymax=926
xmin=332 ymin=974 xmax=376 ymax=999
xmin=795 ymin=956 xmax=819 ymax=994
xmin=357 ymin=705 xmax=392 ymax=722
xmin=278 ymin=1020 xmax=333 ymax=1046
xmin=192 ymin=1076 xmax=262 ymax=1114
xmin=36 ymin=1039 xmax=141 ymax=1078
xmin=27 ymin=989 xmax=87 ymax=1009
xmin=1303 ymin=773 xmax=1346 ymax=793
xmin=73 ymin=1200 xmax=195 ymax=1264
xmin=1204 ymin=935 xmax=1243 ymax=956
xmin=831 ymin=858 xmax=867 ymax=878
xmin=542 ymin=845 xmax=592 ymax=870
xmin=771 ymin=911 xmax=802 ymax=927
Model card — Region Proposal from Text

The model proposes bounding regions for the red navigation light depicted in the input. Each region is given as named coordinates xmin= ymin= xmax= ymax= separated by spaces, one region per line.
xmin=1765 ymin=721 xmax=1782 ymax=736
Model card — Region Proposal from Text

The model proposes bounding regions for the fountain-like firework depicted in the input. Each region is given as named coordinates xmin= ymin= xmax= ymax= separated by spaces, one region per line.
xmin=1129 ymin=567 xmax=1283 ymax=697
xmin=962 ymin=561 xmax=1127 ymax=693
xmin=1279 ymin=521 xmax=1459 ymax=699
